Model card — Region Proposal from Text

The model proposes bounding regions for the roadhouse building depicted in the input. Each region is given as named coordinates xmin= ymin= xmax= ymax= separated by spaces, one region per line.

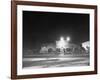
xmin=40 ymin=37 xmax=88 ymax=55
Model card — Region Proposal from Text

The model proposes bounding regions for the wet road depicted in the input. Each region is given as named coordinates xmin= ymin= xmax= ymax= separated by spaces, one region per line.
xmin=23 ymin=54 xmax=89 ymax=69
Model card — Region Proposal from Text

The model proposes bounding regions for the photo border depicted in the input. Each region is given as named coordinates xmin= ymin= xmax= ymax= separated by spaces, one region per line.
xmin=11 ymin=1 xmax=97 ymax=79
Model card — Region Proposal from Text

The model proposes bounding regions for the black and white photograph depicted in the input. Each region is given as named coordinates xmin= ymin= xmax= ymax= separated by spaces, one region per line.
xmin=22 ymin=11 xmax=90 ymax=69
xmin=11 ymin=1 xmax=97 ymax=79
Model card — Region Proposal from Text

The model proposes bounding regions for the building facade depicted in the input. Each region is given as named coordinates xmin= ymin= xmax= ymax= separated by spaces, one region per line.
xmin=40 ymin=38 xmax=87 ymax=54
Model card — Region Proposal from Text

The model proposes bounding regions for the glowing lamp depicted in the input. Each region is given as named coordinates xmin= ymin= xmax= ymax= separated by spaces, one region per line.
xmin=66 ymin=37 xmax=70 ymax=42
xmin=57 ymin=37 xmax=66 ymax=48
xmin=60 ymin=37 xmax=64 ymax=41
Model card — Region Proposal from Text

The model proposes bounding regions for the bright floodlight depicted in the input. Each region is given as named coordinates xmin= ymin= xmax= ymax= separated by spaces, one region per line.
xmin=66 ymin=37 xmax=70 ymax=42
xmin=57 ymin=37 xmax=66 ymax=48
xmin=60 ymin=37 xmax=64 ymax=41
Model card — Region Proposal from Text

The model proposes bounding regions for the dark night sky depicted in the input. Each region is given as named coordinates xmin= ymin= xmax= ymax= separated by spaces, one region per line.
xmin=23 ymin=11 xmax=89 ymax=49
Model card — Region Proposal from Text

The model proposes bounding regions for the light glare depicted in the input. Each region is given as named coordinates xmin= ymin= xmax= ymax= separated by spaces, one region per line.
xmin=58 ymin=37 xmax=66 ymax=48
xmin=66 ymin=37 xmax=70 ymax=42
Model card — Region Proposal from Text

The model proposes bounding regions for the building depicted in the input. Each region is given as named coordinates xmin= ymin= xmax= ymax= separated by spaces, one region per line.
xmin=82 ymin=41 xmax=90 ymax=53
xmin=40 ymin=37 xmax=87 ymax=54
